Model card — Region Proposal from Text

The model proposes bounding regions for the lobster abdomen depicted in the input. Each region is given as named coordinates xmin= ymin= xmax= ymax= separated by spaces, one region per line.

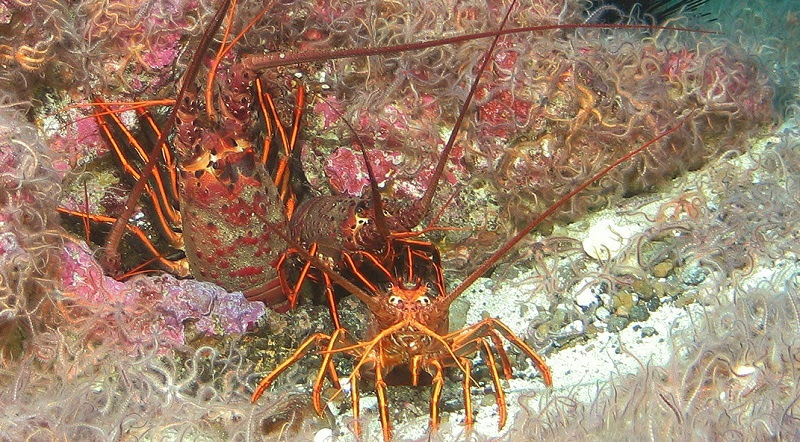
xmin=180 ymin=159 xmax=287 ymax=293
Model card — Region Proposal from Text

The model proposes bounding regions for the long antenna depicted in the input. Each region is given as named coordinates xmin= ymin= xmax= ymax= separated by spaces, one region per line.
xmin=101 ymin=0 xmax=234 ymax=272
xmin=443 ymin=110 xmax=696 ymax=305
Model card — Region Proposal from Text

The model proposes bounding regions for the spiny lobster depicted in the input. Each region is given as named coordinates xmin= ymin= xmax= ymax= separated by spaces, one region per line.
xmin=56 ymin=0 xmax=710 ymax=440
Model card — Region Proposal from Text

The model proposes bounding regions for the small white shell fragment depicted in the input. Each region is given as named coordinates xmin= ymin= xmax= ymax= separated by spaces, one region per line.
xmin=733 ymin=364 xmax=758 ymax=377
xmin=314 ymin=428 xmax=333 ymax=442
xmin=581 ymin=216 xmax=642 ymax=260
xmin=560 ymin=320 xmax=585 ymax=335
xmin=575 ymin=290 xmax=599 ymax=310
xmin=339 ymin=376 xmax=351 ymax=394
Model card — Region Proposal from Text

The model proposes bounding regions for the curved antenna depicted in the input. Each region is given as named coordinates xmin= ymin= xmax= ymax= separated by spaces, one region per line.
xmin=443 ymin=110 xmax=696 ymax=306
xmin=242 ymin=23 xmax=717 ymax=71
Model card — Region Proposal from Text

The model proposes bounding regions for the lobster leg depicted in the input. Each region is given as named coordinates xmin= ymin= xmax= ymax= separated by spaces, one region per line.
xmin=91 ymin=99 xmax=183 ymax=249
xmin=136 ymin=106 xmax=180 ymax=204
xmin=373 ymin=349 xmax=392 ymax=442
xmin=486 ymin=329 xmax=514 ymax=380
xmin=275 ymin=244 xmax=342 ymax=328
xmin=284 ymin=243 xmax=319 ymax=309
xmin=242 ymin=278 xmax=288 ymax=312
xmin=276 ymin=242 xmax=345 ymax=328
xmin=460 ymin=357 xmax=474 ymax=429
xmin=312 ymin=328 xmax=343 ymax=414
xmin=254 ymin=78 xmax=304 ymax=218
xmin=447 ymin=318 xmax=553 ymax=387
xmin=56 ymin=208 xmax=189 ymax=278
xmin=320 ymin=271 xmax=342 ymax=330
xmin=453 ymin=328 xmax=515 ymax=381
xmin=410 ymin=354 xmax=423 ymax=386
xmin=350 ymin=367 xmax=362 ymax=439
xmin=480 ymin=338 xmax=508 ymax=429
xmin=251 ymin=332 xmax=331 ymax=402
xmin=428 ymin=359 xmax=445 ymax=430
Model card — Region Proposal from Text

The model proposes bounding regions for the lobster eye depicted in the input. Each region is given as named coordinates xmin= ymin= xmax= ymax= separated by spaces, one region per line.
xmin=388 ymin=296 xmax=403 ymax=307
xmin=416 ymin=296 xmax=431 ymax=307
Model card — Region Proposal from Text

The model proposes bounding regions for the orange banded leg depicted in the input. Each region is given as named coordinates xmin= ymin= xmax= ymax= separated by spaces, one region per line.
xmin=254 ymin=78 xmax=304 ymax=219
xmin=275 ymin=244 xmax=318 ymax=309
xmin=251 ymin=332 xmax=332 ymax=403
xmin=242 ymin=278 xmax=290 ymax=312
xmin=91 ymin=99 xmax=182 ymax=249
xmin=460 ymin=357 xmax=475 ymax=429
xmin=447 ymin=337 xmax=509 ymax=428
xmin=275 ymin=243 xmax=342 ymax=329
xmin=428 ymin=359 xmax=445 ymax=430
xmin=480 ymin=338 xmax=508 ymax=428
xmin=451 ymin=330 xmax=515 ymax=383
xmin=448 ymin=318 xmax=552 ymax=387
xmin=372 ymin=352 xmax=392 ymax=442
xmin=445 ymin=319 xmax=552 ymax=431
xmin=136 ymin=107 xmax=179 ymax=203
xmin=486 ymin=329 xmax=514 ymax=379
xmin=350 ymin=367 xmax=362 ymax=439
xmin=410 ymin=354 xmax=423 ymax=386
xmin=57 ymin=207 xmax=188 ymax=278
xmin=312 ymin=328 xmax=343 ymax=414
xmin=320 ymin=271 xmax=342 ymax=330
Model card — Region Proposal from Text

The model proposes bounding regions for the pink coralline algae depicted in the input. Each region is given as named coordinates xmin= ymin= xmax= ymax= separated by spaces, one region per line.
xmin=141 ymin=32 xmax=181 ymax=70
xmin=44 ymin=111 xmax=105 ymax=178
xmin=309 ymin=91 xmax=465 ymax=200
xmin=325 ymin=146 xmax=401 ymax=195
xmin=59 ymin=240 xmax=265 ymax=353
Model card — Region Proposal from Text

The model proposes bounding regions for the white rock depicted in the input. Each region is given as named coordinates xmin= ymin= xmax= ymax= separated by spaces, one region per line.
xmin=560 ymin=320 xmax=585 ymax=335
xmin=314 ymin=428 xmax=333 ymax=442
xmin=574 ymin=290 xmax=599 ymax=310
xmin=581 ymin=216 xmax=645 ymax=260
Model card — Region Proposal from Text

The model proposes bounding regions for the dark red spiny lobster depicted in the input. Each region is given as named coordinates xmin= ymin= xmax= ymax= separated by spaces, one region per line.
xmin=57 ymin=0 xmax=707 ymax=440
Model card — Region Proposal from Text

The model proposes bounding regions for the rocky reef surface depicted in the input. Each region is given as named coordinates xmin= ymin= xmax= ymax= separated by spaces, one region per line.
xmin=1 ymin=0 xmax=799 ymax=440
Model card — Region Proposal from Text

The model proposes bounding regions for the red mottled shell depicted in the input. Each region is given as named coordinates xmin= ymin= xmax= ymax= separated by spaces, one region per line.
xmin=179 ymin=163 xmax=286 ymax=292
xmin=289 ymin=195 xmax=364 ymax=259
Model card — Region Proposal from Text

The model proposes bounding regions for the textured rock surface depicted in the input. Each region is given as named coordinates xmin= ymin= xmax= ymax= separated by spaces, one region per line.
xmin=1 ymin=0 xmax=799 ymax=440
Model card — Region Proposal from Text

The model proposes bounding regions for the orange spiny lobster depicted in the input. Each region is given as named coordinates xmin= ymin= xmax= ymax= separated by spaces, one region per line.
xmin=245 ymin=3 xmax=697 ymax=442
xmin=55 ymin=0 xmax=708 ymax=439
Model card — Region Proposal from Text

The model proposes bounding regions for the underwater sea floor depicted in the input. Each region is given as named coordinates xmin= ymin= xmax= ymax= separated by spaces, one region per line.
xmin=1 ymin=0 xmax=800 ymax=440
xmin=5 ymin=110 xmax=799 ymax=441
xmin=346 ymin=118 xmax=800 ymax=440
